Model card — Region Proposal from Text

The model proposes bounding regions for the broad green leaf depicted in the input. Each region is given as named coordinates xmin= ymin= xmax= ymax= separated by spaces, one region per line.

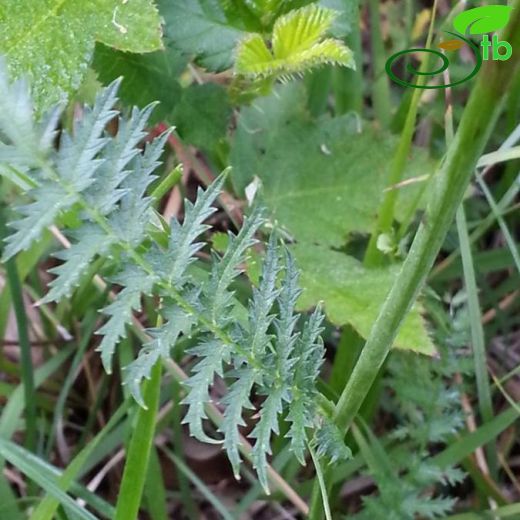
xmin=93 ymin=43 xmax=187 ymax=123
xmin=158 ymin=0 xmax=246 ymax=71
xmin=235 ymin=4 xmax=354 ymax=77
xmin=173 ymin=83 xmax=232 ymax=150
xmin=231 ymin=83 xmax=432 ymax=247
xmin=0 ymin=0 xmax=163 ymax=110
xmin=292 ymin=244 xmax=435 ymax=354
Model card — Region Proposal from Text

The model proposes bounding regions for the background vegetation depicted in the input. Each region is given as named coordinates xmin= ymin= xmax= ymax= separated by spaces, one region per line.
xmin=0 ymin=0 xmax=519 ymax=518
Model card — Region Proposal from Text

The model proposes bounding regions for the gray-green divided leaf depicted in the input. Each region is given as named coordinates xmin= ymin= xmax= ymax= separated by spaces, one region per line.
xmin=230 ymin=83 xmax=433 ymax=247
xmin=292 ymin=244 xmax=435 ymax=355
xmin=314 ymin=419 xmax=352 ymax=464
xmin=182 ymin=339 xmax=232 ymax=444
xmin=84 ymin=104 xmax=156 ymax=215
xmin=0 ymin=0 xmax=163 ymax=110
xmin=220 ymin=368 xmax=256 ymax=478
xmin=41 ymin=224 xmax=113 ymax=303
xmin=167 ymin=175 xmax=224 ymax=286
xmin=2 ymin=183 xmax=75 ymax=261
xmin=125 ymin=300 xmax=197 ymax=406
xmin=250 ymin=388 xmax=284 ymax=491
xmin=97 ymin=265 xmax=156 ymax=372
xmin=205 ymin=208 xmax=263 ymax=326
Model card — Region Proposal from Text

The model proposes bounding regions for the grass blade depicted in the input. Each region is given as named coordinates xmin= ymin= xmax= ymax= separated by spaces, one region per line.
xmin=0 ymin=439 xmax=97 ymax=520
xmin=31 ymin=401 xmax=129 ymax=520
xmin=455 ymin=205 xmax=497 ymax=476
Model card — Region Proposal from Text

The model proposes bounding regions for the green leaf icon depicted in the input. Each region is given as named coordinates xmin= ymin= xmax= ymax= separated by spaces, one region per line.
xmin=453 ymin=5 xmax=513 ymax=35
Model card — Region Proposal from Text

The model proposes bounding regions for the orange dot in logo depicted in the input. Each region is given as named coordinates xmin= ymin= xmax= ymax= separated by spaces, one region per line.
xmin=438 ymin=39 xmax=466 ymax=51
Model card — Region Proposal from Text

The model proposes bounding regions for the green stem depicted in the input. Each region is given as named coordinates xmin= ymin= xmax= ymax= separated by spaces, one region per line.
xmin=150 ymin=164 xmax=183 ymax=202
xmin=336 ymin=1 xmax=520 ymax=441
xmin=309 ymin=4 xmax=520 ymax=518
xmin=114 ymin=361 xmax=162 ymax=520
xmin=368 ymin=0 xmax=391 ymax=127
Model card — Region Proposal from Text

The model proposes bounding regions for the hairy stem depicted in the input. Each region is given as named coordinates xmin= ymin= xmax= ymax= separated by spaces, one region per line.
xmin=310 ymin=4 xmax=520 ymax=517
xmin=336 ymin=0 xmax=520 ymax=443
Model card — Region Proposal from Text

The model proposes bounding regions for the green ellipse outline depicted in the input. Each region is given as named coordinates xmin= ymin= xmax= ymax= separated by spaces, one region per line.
xmin=385 ymin=31 xmax=483 ymax=89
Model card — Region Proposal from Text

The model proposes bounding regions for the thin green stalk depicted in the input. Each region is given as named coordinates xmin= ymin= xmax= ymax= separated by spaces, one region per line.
xmin=444 ymin=53 xmax=497 ymax=478
xmin=430 ymin=173 xmax=519 ymax=278
xmin=476 ymin=174 xmax=520 ymax=275
xmin=364 ymin=0 xmax=439 ymax=266
xmin=5 ymin=259 xmax=37 ymax=455
xmin=309 ymin=5 xmax=520 ymax=517
xmin=114 ymin=361 xmax=162 ymax=520
xmin=150 ymin=164 xmax=183 ymax=202
xmin=368 ymin=0 xmax=391 ymax=127
xmin=456 ymin=206 xmax=498 ymax=477
xmin=308 ymin=443 xmax=332 ymax=520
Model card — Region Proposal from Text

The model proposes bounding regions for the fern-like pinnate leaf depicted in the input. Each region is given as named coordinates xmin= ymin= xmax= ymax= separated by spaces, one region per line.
xmin=125 ymin=299 xmax=197 ymax=406
xmin=314 ymin=420 xmax=352 ymax=464
xmin=40 ymin=224 xmax=112 ymax=303
xmin=0 ymin=58 xmax=48 ymax=161
xmin=235 ymin=5 xmax=354 ymax=79
xmin=0 ymin=67 xmax=351 ymax=489
xmin=84 ymin=104 xmax=156 ymax=215
xmin=3 ymin=183 xmax=74 ymax=261
xmin=250 ymin=388 xmax=284 ymax=491
xmin=96 ymin=265 xmax=156 ymax=372
xmin=56 ymin=80 xmax=119 ymax=187
xmin=167 ymin=174 xmax=225 ymax=286
xmin=182 ymin=339 xmax=232 ymax=444
xmin=205 ymin=206 xmax=263 ymax=325
xmin=286 ymin=306 xmax=325 ymax=463
xmin=221 ymin=367 xmax=257 ymax=477
xmin=1 ymin=79 xmax=121 ymax=261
